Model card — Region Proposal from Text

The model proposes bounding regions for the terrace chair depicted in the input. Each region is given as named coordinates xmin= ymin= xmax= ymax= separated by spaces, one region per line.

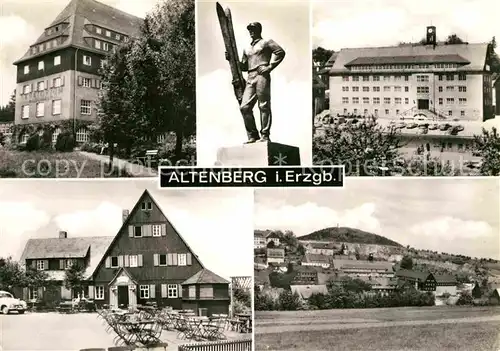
xmin=176 ymin=316 xmax=194 ymax=340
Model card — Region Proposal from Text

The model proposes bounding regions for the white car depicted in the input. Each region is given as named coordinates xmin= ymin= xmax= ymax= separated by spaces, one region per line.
xmin=0 ymin=290 xmax=27 ymax=314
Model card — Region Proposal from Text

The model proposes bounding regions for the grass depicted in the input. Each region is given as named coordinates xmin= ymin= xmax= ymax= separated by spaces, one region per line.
xmin=256 ymin=322 xmax=499 ymax=351
xmin=0 ymin=148 xmax=131 ymax=178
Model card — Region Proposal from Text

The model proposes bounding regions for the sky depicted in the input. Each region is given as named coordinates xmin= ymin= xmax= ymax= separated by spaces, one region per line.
xmin=0 ymin=179 xmax=254 ymax=279
xmin=313 ymin=0 xmax=500 ymax=50
xmin=0 ymin=0 xmax=156 ymax=106
xmin=254 ymin=178 xmax=500 ymax=260
xmin=197 ymin=0 xmax=311 ymax=166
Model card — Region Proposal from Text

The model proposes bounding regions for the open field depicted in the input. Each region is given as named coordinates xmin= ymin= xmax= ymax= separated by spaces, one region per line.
xmin=255 ymin=306 xmax=500 ymax=351
xmin=0 ymin=149 xmax=131 ymax=178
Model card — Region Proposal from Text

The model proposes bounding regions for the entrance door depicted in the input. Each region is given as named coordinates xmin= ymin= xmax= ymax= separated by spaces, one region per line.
xmin=417 ymin=99 xmax=429 ymax=110
xmin=117 ymin=286 xmax=129 ymax=308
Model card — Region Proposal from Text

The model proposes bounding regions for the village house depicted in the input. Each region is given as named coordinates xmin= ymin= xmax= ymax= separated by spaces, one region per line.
xmin=305 ymin=242 xmax=336 ymax=256
xmin=489 ymin=287 xmax=500 ymax=305
xmin=254 ymin=231 xmax=267 ymax=249
xmin=18 ymin=190 xmax=231 ymax=316
xmin=291 ymin=266 xmax=322 ymax=285
xmin=395 ymin=269 xmax=458 ymax=296
xmin=290 ymin=285 xmax=328 ymax=302
xmin=332 ymin=259 xmax=395 ymax=278
xmin=302 ymin=254 xmax=331 ymax=269
xmin=266 ymin=232 xmax=281 ymax=247
xmin=266 ymin=248 xmax=285 ymax=265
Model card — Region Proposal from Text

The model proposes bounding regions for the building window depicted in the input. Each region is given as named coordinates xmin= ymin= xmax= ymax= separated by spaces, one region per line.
xmin=141 ymin=202 xmax=153 ymax=211
xmin=373 ymin=86 xmax=380 ymax=92
xmin=352 ymin=97 xmax=359 ymax=104
xmin=100 ymin=59 xmax=107 ymax=69
xmin=438 ymin=74 xmax=443 ymax=81
xmin=373 ymin=76 xmax=380 ymax=81
xmin=458 ymin=74 xmax=466 ymax=81
xmin=28 ymin=287 xmax=38 ymax=300
xmin=52 ymin=128 xmax=61 ymax=143
xmin=461 ymin=111 xmax=465 ymax=117
xmin=353 ymin=108 xmax=357 ymax=114
xmin=396 ymin=109 xmax=400 ymax=114
xmin=157 ymin=134 xmax=165 ymax=144
xmin=373 ymin=97 xmax=380 ymax=104
xmin=448 ymin=110 xmax=452 ymax=116
xmin=352 ymin=76 xmax=359 ymax=81
xmin=416 ymin=75 xmax=429 ymax=82
xmin=374 ymin=109 xmax=378 ymax=115
xmin=438 ymin=98 xmax=443 ymax=105
xmin=53 ymin=77 xmax=62 ymax=87
xmin=95 ymin=286 xmax=104 ymax=300
xmin=342 ymin=76 xmax=349 ymax=82
xmin=152 ymin=225 xmax=161 ymax=237
xmin=77 ymin=128 xmax=89 ymax=143
xmin=385 ymin=109 xmax=389 ymax=115
xmin=103 ymin=42 xmax=109 ymax=51
xmin=446 ymin=86 xmax=454 ymax=92
xmin=362 ymin=86 xmax=369 ymax=92
xmin=394 ymin=86 xmax=402 ymax=92
xmin=200 ymin=286 xmax=214 ymax=299
xmin=96 ymin=27 xmax=102 ymax=34
xmin=38 ymin=61 xmax=44 ymax=70
xmin=105 ymin=30 xmax=111 ymax=37
xmin=110 ymin=256 xmax=119 ymax=268
xmin=384 ymin=97 xmax=390 ymax=104
xmin=22 ymin=105 xmax=30 ymax=119
xmin=459 ymin=98 xmax=467 ymax=104
xmin=188 ymin=286 xmax=196 ymax=298
xmin=129 ymin=255 xmax=138 ymax=267
xmin=405 ymin=98 xmax=409 ymax=104
xmin=83 ymin=55 xmax=91 ymax=66
xmin=80 ymin=100 xmax=91 ymax=115
xmin=52 ymin=100 xmax=61 ymax=115
xmin=446 ymin=98 xmax=454 ymax=104
xmin=446 ymin=74 xmax=454 ymax=81
xmin=116 ymin=34 xmax=121 ymax=40
xmin=134 ymin=226 xmax=142 ymax=237
xmin=167 ymin=284 xmax=178 ymax=298
xmin=36 ymin=260 xmax=45 ymax=270
xmin=363 ymin=97 xmax=369 ymax=104
xmin=438 ymin=86 xmax=443 ymax=92
xmin=65 ymin=259 xmax=74 ymax=269
xmin=417 ymin=87 xmax=430 ymax=93
xmin=23 ymin=84 xmax=31 ymax=94
xmin=82 ymin=78 xmax=91 ymax=88
xmin=54 ymin=56 xmax=61 ymax=66
xmin=95 ymin=40 xmax=101 ymax=49
xmin=159 ymin=254 xmax=167 ymax=266
xmin=178 ymin=254 xmax=187 ymax=266
xmin=37 ymin=81 xmax=45 ymax=91
xmin=352 ymin=87 xmax=359 ymax=92
xmin=382 ymin=86 xmax=390 ymax=92
xmin=140 ymin=285 xmax=150 ymax=299
xmin=343 ymin=108 xmax=347 ymax=114
xmin=342 ymin=86 xmax=348 ymax=92
xmin=24 ymin=65 xmax=29 ymax=74
xmin=458 ymin=86 xmax=467 ymax=92
xmin=36 ymin=103 xmax=44 ymax=117
xmin=395 ymin=98 xmax=402 ymax=104
xmin=362 ymin=76 xmax=369 ymax=81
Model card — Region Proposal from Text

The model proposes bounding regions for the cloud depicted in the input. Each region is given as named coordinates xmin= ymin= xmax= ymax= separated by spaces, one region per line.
xmin=0 ymin=202 xmax=51 ymax=258
xmin=53 ymin=202 xmax=123 ymax=237
xmin=410 ymin=216 xmax=493 ymax=239
xmin=254 ymin=202 xmax=381 ymax=237
xmin=114 ymin=0 xmax=151 ymax=18
xmin=197 ymin=69 xmax=311 ymax=166
xmin=0 ymin=15 xmax=36 ymax=47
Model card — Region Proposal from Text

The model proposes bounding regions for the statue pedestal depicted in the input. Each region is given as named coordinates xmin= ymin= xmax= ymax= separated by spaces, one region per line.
xmin=216 ymin=141 xmax=301 ymax=166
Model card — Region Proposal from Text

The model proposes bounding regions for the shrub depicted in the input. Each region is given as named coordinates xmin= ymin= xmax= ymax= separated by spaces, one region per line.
xmin=39 ymin=130 xmax=53 ymax=150
xmin=456 ymin=292 xmax=474 ymax=305
xmin=0 ymin=133 xmax=5 ymax=146
xmin=0 ymin=168 xmax=17 ymax=177
xmin=55 ymin=132 xmax=75 ymax=152
xmin=25 ymin=134 xmax=41 ymax=152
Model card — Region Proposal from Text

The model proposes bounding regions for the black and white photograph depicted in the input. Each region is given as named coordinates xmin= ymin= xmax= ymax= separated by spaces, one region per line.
xmin=0 ymin=180 xmax=253 ymax=350
xmin=254 ymin=178 xmax=500 ymax=350
xmin=0 ymin=0 xmax=195 ymax=178
xmin=197 ymin=0 xmax=311 ymax=167
xmin=312 ymin=0 xmax=500 ymax=176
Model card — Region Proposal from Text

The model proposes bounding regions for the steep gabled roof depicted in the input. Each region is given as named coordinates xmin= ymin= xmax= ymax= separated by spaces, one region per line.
xmin=91 ymin=189 xmax=205 ymax=280
xmin=331 ymin=43 xmax=489 ymax=74
xmin=395 ymin=269 xmax=431 ymax=282
xmin=14 ymin=0 xmax=143 ymax=64
xmin=181 ymin=269 xmax=229 ymax=285
xmin=434 ymin=274 xmax=457 ymax=285
xmin=108 ymin=267 xmax=137 ymax=286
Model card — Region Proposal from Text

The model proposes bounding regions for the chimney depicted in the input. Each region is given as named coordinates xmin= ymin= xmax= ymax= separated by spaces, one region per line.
xmin=59 ymin=231 xmax=68 ymax=239
xmin=426 ymin=26 xmax=436 ymax=46
xmin=122 ymin=209 xmax=130 ymax=223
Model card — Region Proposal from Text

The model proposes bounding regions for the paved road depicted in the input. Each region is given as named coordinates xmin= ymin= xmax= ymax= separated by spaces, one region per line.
xmin=80 ymin=151 xmax=157 ymax=177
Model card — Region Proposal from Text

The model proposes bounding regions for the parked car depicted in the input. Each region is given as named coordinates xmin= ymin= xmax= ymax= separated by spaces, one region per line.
xmin=0 ymin=290 xmax=27 ymax=314
xmin=428 ymin=123 xmax=439 ymax=130
xmin=406 ymin=123 xmax=418 ymax=129
xmin=439 ymin=124 xmax=451 ymax=131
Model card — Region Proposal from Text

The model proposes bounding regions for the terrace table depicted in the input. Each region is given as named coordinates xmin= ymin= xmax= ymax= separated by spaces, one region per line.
xmin=117 ymin=320 xmax=162 ymax=346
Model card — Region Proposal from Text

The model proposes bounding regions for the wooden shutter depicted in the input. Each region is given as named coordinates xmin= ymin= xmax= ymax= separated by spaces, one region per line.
xmin=128 ymin=226 xmax=134 ymax=237
xmin=124 ymin=255 xmax=130 ymax=267
xmin=37 ymin=287 xmax=44 ymax=299
xmin=59 ymin=259 xmax=64 ymax=269
xmin=143 ymin=225 xmax=151 ymax=237
xmin=153 ymin=254 xmax=159 ymax=266
xmin=172 ymin=254 xmax=178 ymax=266
xmin=178 ymin=285 xmax=183 ymax=298
xmin=88 ymin=286 xmax=94 ymax=299
xmin=161 ymin=224 xmax=167 ymax=236
xmin=138 ymin=254 xmax=143 ymax=267
xmin=78 ymin=76 xmax=83 ymax=86
xmin=150 ymin=284 xmax=156 ymax=299
xmin=105 ymin=257 xmax=111 ymax=268
xmin=45 ymin=79 xmax=49 ymax=89
xmin=118 ymin=256 xmax=124 ymax=267
xmin=187 ymin=253 xmax=192 ymax=266
xmin=91 ymin=79 xmax=96 ymax=88
xmin=167 ymin=253 xmax=173 ymax=266
xmin=161 ymin=284 xmax=167 ymax=298
xmin=96 ymin=80 xmax=101 ymax=89
xmin=44 ymin=260 xmax=49 ymax=269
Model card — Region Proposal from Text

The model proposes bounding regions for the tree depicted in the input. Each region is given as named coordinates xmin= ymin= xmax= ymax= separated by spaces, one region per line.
xmin=489 ymin=36 xmax=500 ymax=72
xmin=400 ymin=255 xmax=413 ymax=270
xmin=0 ymin=257 xmax=48 ymax=291
xmin=313 ymin=118 xmax=405 ymax=176
xmin=445 ymin=34 xmax=465 ymax=45
xmin=313 ymin=47 xmax=334 ymax=65
xmin=63 ymin=263 xmax=86 ymax=297
xmin=473 ymin=127 xmax=500 ymax=176
xmin=297 ymin=244 xmax=305 ymax=256
xmin=368 ymin=253 xmax=374 ymax=262
xmin=0 ymin=90 xmax=15 ymax=122
xmin=278 ymin=290 xmax=301 ymax=311
xmin=267 ymin=241 xmax=276 ymax=249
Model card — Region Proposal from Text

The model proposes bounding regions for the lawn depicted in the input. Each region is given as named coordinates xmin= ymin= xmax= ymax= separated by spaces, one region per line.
xmin=0 ymin=149 xmax=131 ymax=178
xmin=256 ymin=322 xmax=499 ymax=351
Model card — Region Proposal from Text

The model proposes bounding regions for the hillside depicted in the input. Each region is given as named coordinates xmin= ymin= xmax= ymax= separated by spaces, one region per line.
xmin=299 ymin=227 xmax=402 ymax=247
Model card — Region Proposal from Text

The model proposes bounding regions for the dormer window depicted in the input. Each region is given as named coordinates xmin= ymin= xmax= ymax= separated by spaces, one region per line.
xmin=96 ymin=27 xmax=102 ymax=34
xmin=105 ymin=30 xmax=111 ymax=37
xmin=95 ymin=40 xmax=101 ymax=49
xmin=83 ymin=55 xmax=91 ymax=66
xmin=134 ymin=226 xmax=142 ymax=237
xmin=103 ymin=42 xmax=109 ymax=51
xmin=141 ymin=201 xmax=152 ymax=211
xmin=116 ymin=34 xmax=121 ymax=40
xmin=38 ymin=61 xmax=44 ymax=70
xmin=47 ymin=28 xmax=52 ymax=35
xmin=24 ymin=65 xmax=30 ymax=74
